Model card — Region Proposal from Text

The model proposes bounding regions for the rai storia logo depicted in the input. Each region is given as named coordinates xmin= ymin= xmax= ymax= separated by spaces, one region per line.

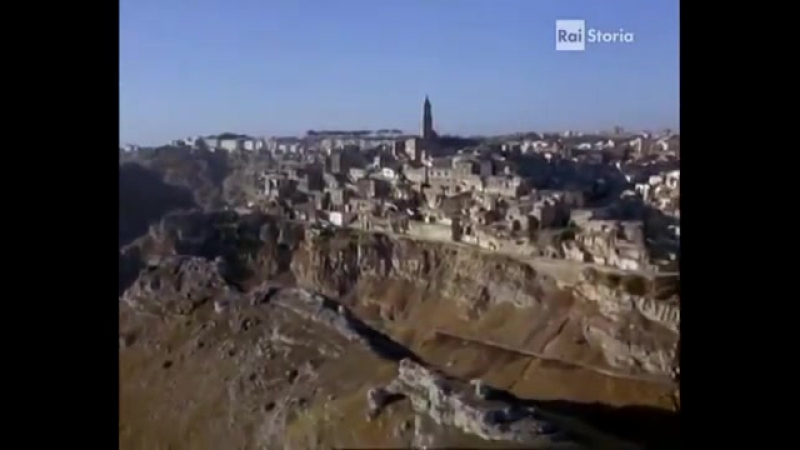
xmin=555 ymin=19 xmax=635 ymax=51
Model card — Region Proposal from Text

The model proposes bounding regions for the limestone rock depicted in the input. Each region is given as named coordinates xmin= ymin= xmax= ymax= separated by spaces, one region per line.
xmin=121 ymin=255 xmax=235 ymax=317
xmin=368 ymin=359 xmax=635 ymax=448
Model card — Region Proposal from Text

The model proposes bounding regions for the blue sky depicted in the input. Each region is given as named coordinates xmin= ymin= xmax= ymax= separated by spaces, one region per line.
xmin=120 ymin=0 xmax=679 ymax=145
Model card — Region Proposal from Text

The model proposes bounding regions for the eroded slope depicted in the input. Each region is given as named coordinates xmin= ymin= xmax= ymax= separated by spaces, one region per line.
xmin=120 ymin=211 xmax=680 ymax=449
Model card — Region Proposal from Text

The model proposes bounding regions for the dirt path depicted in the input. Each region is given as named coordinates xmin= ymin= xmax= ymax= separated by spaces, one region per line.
xmin=432 ymin=329 xmax=676 ymax=387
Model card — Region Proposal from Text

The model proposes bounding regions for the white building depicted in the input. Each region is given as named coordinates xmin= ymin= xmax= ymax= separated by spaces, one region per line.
xmin=379 ymin=167 xmax=398 ymax=180
xmin=242 ymin=139 xmax=264 ymax=152
xmin=202 ymin=137 xmax=220 ymax=150
xmin=665 ymin=170 xmax=680 ymax=189
xmin=328 ymin=211 xmax=343 ymax=227
xmin=219 ymin=138 xmax=242 ymax=152
xmin=213 ymin=136 xmax=264 ymax=152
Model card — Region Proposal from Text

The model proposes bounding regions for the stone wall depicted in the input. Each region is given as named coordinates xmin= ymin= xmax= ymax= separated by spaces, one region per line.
xmin=406 ymin=222 xmax=453 ymax=242
xmin=461 ymin=229 xmax=537 ymax=258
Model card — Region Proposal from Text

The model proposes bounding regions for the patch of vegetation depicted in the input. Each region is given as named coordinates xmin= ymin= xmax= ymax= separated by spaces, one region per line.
xmin=620 ymin=274 xmax=648 ymax=296
xmin=555 ymin=223 xmax=581 ymax=244
xmin=601 ymin=273 xmax=622 ymax=289
xmin=652 ymin=275 xmax=680 ymax=301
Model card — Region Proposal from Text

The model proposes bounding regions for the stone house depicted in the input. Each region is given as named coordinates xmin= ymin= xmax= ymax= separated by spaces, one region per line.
xmin=310 ymin=191 xmax=325 ymax=210
xmin=404 ymin=137 xmax=425 ymax=162
xmin=457 ymin=175 xmax=483 ymax=193
xmin=483 ymin=175 xmax=522 ymax=198
xmin=349 ymin=167 xmax=366 ymax=181
xmin=403 ymin=164 xmax=427 ymax=185
xmin=505 ymin=202 xmax=534 ymax=234
xmin=291 ymin=202 xmax=317 ymax=222
xmin=564 ymin=219 xmax=649 ymax=270
xmin=261 ymin=174 xmax=280 ymax=199
xmin=428 ymin=157 xmax=455 ymax=181
xmin=322 ymin=173 xmax=340 ymax=190
xmin=479 ymin=159 xmax=495 ymax=177
xmin=348 ymin=196 xmax=376 ymax=215
xmin=530 ymin=197 xmax=564 ymax=230
xmin=330 ymin=151 xmax=350 ymax=174
xmin=328 ymin=188 xmax=351 ymax=210
xmin=356 ymin=178 xmax=391 ymax=200
xmin=665 ymin=170 xmax=680 ymax=189
xmin=453 ymin=157 xmax=475 ymax=177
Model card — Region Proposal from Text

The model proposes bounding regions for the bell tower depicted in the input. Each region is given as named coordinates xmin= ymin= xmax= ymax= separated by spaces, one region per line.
xmin=422 ymin=95 xmax=433 ymax=141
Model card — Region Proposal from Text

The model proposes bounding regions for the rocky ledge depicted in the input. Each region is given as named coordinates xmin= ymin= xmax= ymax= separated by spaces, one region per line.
xmin=368 ymin=359 xmax=639 ymax=449
xmin=121 ymin=255 xmax=235 ymax=316
xmin=120 ymin=254 xmax=649 ymax=448
xmin=121 ymin=211 xmax=680 ymax=383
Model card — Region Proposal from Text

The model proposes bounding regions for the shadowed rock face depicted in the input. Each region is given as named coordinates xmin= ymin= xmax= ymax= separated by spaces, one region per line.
xmin=119 ymin=211 xmax=679 ymax=449
xmin=131 ymin=147 xmax=231 ymax=210
xmin=118 ymin=162 xmax=196 ymax=248
xmin=123 ymin=211 xmax=679 ymax=380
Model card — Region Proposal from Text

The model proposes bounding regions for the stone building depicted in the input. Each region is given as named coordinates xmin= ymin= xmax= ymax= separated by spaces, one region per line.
xmin=402 ymin=164 xmax=426 ymax=185
xmin=479 ymin=159 xmax=495 ymax=177
xmin=562 ymin=219 xmax=649 ymax=270
xmin=404 ymin=138 xmax=425 ymax=162
xmin=529 ymin=195 xmax=569 ymax=230
xmin=356 ymin=178 xmax=391 ymax=200
xmin=483 ymin=175 xmax=523 ymax=198
xmin=453 ymin=157 xmax=475 ymax=177
xmin=330 ymin=151 xmax=350 ymax=175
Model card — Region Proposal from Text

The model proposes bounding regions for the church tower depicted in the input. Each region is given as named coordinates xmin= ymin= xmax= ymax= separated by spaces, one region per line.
xmin=422 ymin=95 xmax=434 ymax=141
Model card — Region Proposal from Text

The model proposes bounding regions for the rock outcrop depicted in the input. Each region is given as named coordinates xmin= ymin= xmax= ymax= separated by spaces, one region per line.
xmin=262 ymin=287 xmax=418 ymax=362
xmin=123 ymin=211 xmax=680 ymax=381
xmin=121 ymin=255 xmax=236 ymax=316
xmin=119 ymin=210 xmax=679 ymax=449
xmin=294 ymin=230 xmax=557 ymax=310
xmin=368 ymin=359 xmax=638 ymax=449
xmin=575 ymin=270 xmax=679 ymax=331
xmin=133 ymin=147 xmax=230 ymax=210
xmin=118 ymin=162 xmax=196 ymax=248
xmin=573 ymin=269 xmax=679 ymax=376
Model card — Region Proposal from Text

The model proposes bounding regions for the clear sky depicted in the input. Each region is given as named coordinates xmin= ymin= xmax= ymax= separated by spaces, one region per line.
xmin=120 ymin=0 xmax=679 ymax=145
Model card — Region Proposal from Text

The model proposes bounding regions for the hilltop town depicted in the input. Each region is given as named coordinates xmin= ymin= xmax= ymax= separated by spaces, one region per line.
xmin=122 ymin=96 xmax=680 ymax=278
xmin=119 ymin=97 xmax=680 ymax=449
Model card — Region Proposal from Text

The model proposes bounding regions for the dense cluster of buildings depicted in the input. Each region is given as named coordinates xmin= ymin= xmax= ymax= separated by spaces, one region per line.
xmin=120 ymin=95 xmax=679 ymax=275
xmin=233 ymin=97 xmax=680 ymax=274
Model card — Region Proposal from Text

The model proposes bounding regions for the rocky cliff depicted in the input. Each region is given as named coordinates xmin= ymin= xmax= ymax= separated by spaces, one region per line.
xmin=125 ymin=147 xmax=275 ymax=212
xmin=125 ymin=210 xmax=680 ymax=380
xmin=133 ymin=147 xmax=231 ymax=210
xmin=118 ymin=162 xmax=196 ymax=248
xmin=120 ymin=210 xmax=680 ymax=449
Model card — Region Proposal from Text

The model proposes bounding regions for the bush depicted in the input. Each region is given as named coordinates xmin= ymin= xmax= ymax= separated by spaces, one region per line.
xmin=621 ymin=275 xmax=648 ymax=296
